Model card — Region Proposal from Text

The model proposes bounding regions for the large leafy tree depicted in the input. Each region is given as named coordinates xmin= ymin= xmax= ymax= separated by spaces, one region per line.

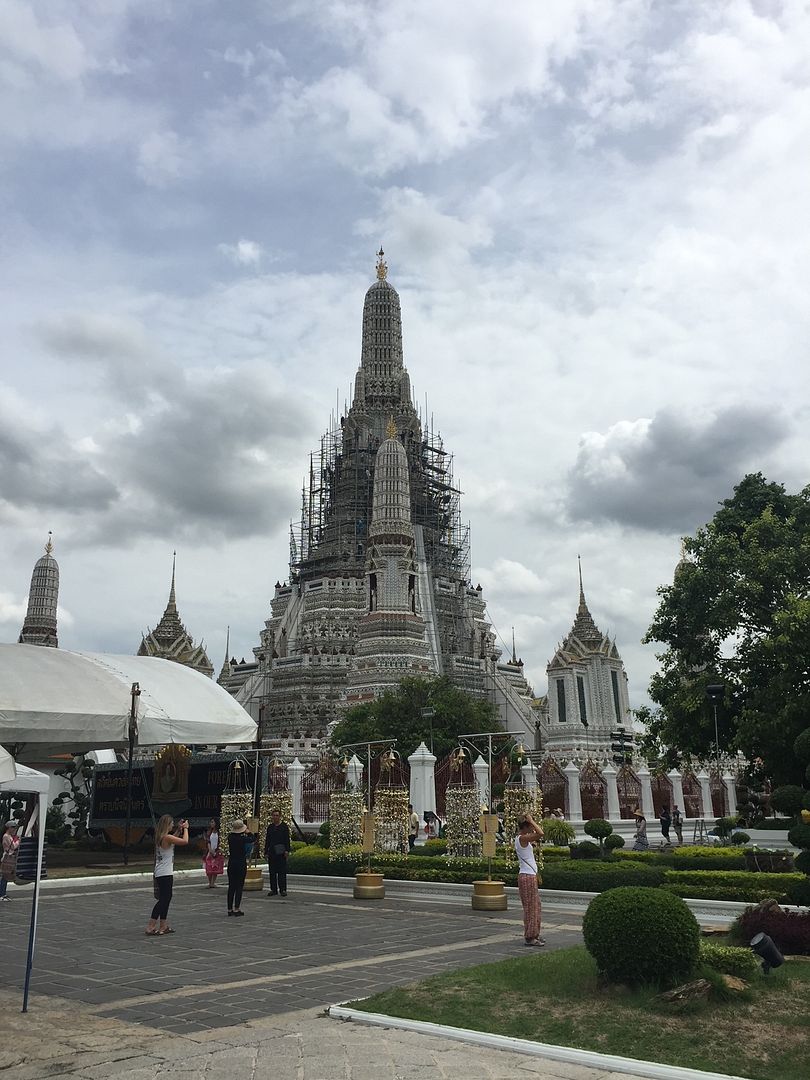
xmin=330 ymin=675 xmax=499 ymax=760
xmin=642 ymin=473 xmax=810 ymax=785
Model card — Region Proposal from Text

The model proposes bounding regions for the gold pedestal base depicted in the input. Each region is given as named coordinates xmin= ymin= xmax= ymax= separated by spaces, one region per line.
xmin=354 ymin=871 xmax=385 ymax=899
xmin=471 ymin=879 xmax=508 ymax=910
xmin=243 ymin=867 xmax=264 ymax=892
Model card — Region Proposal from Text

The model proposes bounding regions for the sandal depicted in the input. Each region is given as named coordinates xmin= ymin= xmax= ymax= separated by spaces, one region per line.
xmin=145 ymin=929 xmax=158 ymax=936
xmin=157 ymin=927 xmax=176 ymax=935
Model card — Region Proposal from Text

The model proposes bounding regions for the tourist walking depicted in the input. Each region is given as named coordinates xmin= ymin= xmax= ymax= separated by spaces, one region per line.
xmin=145 ymin=815 xmax=189 ymax=935
xmin=672 ymin=806 xmax=684 ymax=845
xmin=659 ymin=805 xmax=671 ymax=844
xmin=408 ymin=803 xmax=419 ymax=851
xmin=227 ymin=819 xmax=251 ymax=915
xmin=515 ymin=813 xmax=545 ymax=947
xmin=264 ymin=809 xmax=291 ymax=897
xmin=1 ymin=821 xmax=20 ymax=901
xmin=632 ymin=808 xmax=649 ymax=851
xmin=203 ymin=818 xmax=224 ymax=888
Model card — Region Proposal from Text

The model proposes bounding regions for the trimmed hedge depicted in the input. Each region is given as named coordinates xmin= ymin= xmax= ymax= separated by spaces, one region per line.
xmin=671 ymin=846 xmax=746 ymax=871
xmin=288 ymin=845 xmax=803 ymax=900
xmin=583 ymin=887 xmax=699 ymax=987
xmin=699 ymin=941 xmax=759 ymax=979
xmin=663 ymin=868 xmax=803 ymax=903
xmin=540 ymin=860 xmax=665 ymax=891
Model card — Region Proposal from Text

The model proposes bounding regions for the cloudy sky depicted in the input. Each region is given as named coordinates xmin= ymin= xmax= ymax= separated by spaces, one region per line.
xmin=1 ymin=0 xmax=807 ymax=706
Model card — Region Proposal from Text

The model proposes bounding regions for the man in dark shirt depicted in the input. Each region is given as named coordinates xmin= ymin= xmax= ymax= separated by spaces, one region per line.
xmin=264 ymin=809 xmax=292 ymax=897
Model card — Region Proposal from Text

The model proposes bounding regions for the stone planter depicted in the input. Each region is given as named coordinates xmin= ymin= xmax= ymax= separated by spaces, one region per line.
xmin=471 ymin=879 xmax=508 ymax=911
xmin=744 ymin=850 xmax=795 ymax=873
xmin=353 ymin=871 xmax=385 ymax=899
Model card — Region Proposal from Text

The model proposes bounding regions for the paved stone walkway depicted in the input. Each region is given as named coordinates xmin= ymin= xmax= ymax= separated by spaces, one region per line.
xmin=0 ymin=876 xmax=642 ymax=1079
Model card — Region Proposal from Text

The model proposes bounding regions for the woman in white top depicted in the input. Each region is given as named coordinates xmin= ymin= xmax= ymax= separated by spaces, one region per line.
xmin=515 ymin=813 xmax=545 ymax=946
xmin=145 ymin=814 xmax=189 ymax=936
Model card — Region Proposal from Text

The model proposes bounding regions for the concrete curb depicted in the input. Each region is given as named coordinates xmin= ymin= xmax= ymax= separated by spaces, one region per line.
xmin=328 ymin=1004 xmax=750 ymax=1080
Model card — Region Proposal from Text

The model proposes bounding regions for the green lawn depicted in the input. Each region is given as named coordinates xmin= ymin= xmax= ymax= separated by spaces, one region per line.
xmin=351 ymin=946 xmax=810 ymax=1080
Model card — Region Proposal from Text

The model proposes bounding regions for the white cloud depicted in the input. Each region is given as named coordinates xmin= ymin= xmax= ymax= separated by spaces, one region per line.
xmin=218 ymin=239 xmax=265 ymax=266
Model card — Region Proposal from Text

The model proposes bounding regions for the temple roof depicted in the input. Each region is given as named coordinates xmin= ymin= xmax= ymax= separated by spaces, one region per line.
xmin=138 ymin=553 xmax=213 ymax=678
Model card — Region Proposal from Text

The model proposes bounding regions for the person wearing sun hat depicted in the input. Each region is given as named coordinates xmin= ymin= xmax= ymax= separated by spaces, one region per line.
xmin=226 ymin=819 xmax=252 ymax=917
xmin=632 ymin=806 xmax=649 ymax=851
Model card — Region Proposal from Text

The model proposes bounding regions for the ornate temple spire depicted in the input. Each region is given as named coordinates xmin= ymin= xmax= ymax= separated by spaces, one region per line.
xmin=218 ymin=625 xmax=231 ymax=684
xmin=167 ymin=550 xmax=177 ymax=613
xmin=569 ymin=557 xmax=603 ymax=645
xmin=138 ymin=552 xmax=214 ymax=677
xmin=19 ymin=532 xmax=60 ymax=648
xmin=376 ymin=247 xmax=388 ymax=280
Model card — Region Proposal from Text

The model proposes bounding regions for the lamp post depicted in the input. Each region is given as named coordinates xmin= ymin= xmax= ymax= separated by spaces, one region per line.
xmin=706 ymin=684 xmax=725 ymax=765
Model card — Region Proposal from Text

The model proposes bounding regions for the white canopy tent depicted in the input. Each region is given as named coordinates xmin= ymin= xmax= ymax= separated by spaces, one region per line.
xmin=0 ymin=762 xmax=49 ymax=1012
xmin=0 ymin=743 xmax=15 ymax=784
xmin=0 ymin=644 xmax=257 ymax=754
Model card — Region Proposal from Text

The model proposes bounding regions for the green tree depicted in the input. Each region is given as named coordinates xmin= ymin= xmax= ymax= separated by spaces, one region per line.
xmin=330 ymin=676 xmax=498 ymax=760
xmin=643 ymin=474 xmax=810 ymax=785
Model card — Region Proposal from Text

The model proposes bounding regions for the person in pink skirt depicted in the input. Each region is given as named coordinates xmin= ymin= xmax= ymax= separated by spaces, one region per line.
xmin=515 ymin=813 xmax=545 ymax=946
xmin=203 ymin=818 xmax=224 ymax=888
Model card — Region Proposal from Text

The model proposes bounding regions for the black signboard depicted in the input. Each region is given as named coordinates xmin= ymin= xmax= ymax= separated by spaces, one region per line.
xmin=90 ymin=754 xmax=258 ymax=828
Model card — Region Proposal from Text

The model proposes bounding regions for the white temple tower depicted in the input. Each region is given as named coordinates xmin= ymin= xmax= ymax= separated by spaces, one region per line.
xmin=18 ymin=533 xmax=60 ymax=648
xmin=543 ymin=560 xmax=632 ymax=758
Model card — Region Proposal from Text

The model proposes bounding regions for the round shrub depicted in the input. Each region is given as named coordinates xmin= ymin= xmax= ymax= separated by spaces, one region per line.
xmin=582 ymin=886 xmax=700 ymax=987
xmin=584 ymin=819 xmax=614 ymax=843
xmin=605 ymin=833 xmax=625 ymax=850
xmin=794 ymin=850 xmax=810 ymax=875
xmin=794 ymin=728 xmax=810 ymax=766
xmin=731 ymin=831 xmax=750 ymax=845
xmin=772 ymin=785 xmax=806 ymax=817
xmin=787 ymin=822 xmax=810 ymax=849
xmin=570 ymin=840 xmax=601 ymax=860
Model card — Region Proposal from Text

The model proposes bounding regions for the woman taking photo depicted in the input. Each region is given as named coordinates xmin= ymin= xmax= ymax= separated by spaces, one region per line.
xmin=145 ymin=815 xmax=188 ymax=936
xmin=226 ymin=819 xmax=251 ymax=917
xmin=203 ymin=818 xmax=224 ymax=888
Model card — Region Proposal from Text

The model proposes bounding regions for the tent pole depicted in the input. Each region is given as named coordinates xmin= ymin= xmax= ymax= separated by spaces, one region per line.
xmin=22 ymin=792 xmax=46 ymax=1013
xmin=123 ymin=683 xmax=140 ymax=867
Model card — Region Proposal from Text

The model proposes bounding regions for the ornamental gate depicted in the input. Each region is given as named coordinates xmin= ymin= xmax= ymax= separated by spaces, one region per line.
xmin=617 ymin=765 xmax=641 ymax=819
xmin=681 ymin=772 xmax=702 ymax=818
xmin=650 ymin=773 xmax=673 ymax=816
xmin=710 ymin=771 xmax=728 ymax=817
xmin=580 ymin=764 xmax=608 ymax=821
xmin=363 ymin=754 xmax=409 ymax=808
xmin=300 ymin=756 xmax=345 ymax=823
xmin=537 ymin=759 xmax=567 ymax=818
xmin=267 ymin=758 xmax=289 ymax=793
